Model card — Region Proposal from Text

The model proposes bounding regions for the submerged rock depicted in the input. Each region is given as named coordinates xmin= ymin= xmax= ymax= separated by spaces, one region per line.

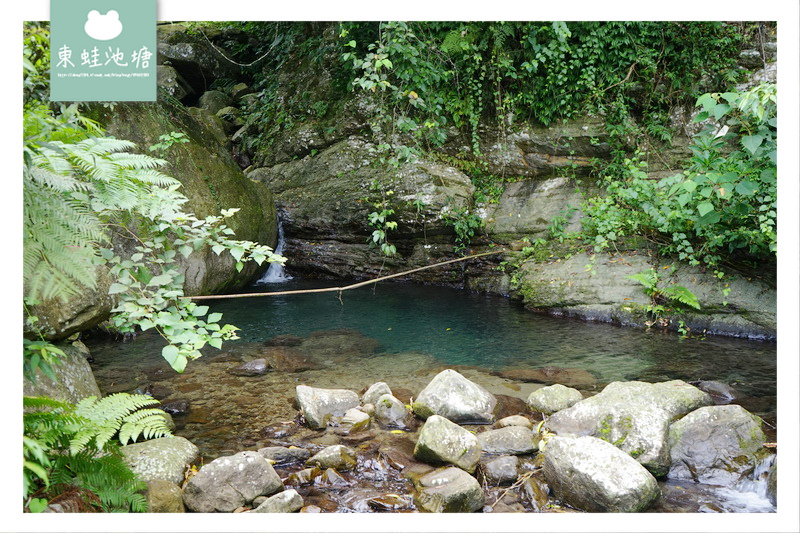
xmin=668 ymin=404 xmax=768 ymax=486
xmin=543 ymin=435 xmax=660 ymax=512
xmin=498 ymin=367 xmax=597 ymax=389
xmin=546 ymin=380 xmax=711 ymax=476
xmin=413 ymin=467 xmax=485 ymax=513
xmin=477 ymin=426 xmax=536 ymax=455
xmin=413 ymin=415 xmax=481 ymax=473
xmin=527 ymin=383 xmax=583 ymax=415
xmin=248 ymin=489 xmax=303 ymax=513
xmin=305 ymin=444 xmax=358 ymax=471
xmin=182 ymin=451 xmax=284 ymax=512
xmin=367 ymin=493 xmax=413 ymax=511
xmin=295 ymin=385 xmax=360 ymax=429
xmin=689 ymin=380 xmax=740 ymax=405
xmin=229 ymin=358 xmax=268 ymax=376
xmin=257 ymin=446 xmax=310 ymax=465
xmin=120 ymin=436 xmax=199 ymax=485
xmin=412 ymin=369 xmax=497 ymax=424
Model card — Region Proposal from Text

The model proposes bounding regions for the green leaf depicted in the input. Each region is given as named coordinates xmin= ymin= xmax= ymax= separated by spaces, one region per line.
xmin=191 ymin=305 xmax=209 ymax=317
xmin=230 ymin=246 xmax=245 ymax=262
xmin=741 ymin=135 xmax=764 ymax=155
xmin=734 ymin=181 xmax=758 ymax=196
xmin=682 ymin=180 xmax=697 ymax=193
xmin=149 ymin=273 xmax=172 ymax=286
xmin=208 ymin=338 xmax=223 ymax=349
xmin=207 ymin=312 xmax=223 ymax=323
xmin=696 ymin=93 xmax=716 ymax=111
xmin=108 ymin=283 xmax=128 ymax=294
xmin=27 ymin=497 xmax=49 ymax=513
xmin=696 ymin=202 xmax=715 ymax=217
xmin=691 ymin=111 xmax=708 ymax=123
xmin=712 ymin=103 xmax=731 ymax=120
xmin=661 ymin=285 xmax=701 ymax=310
xmin=162 ymin=345 xmax=180 ymax=367
xmin=179 ymin=244 xmax=193 ymax=258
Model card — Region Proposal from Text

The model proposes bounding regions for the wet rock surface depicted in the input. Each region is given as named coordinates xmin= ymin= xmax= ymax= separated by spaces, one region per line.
xmin=120 ymin=436 xmax=199 ymax=485
xmin=412 ymin=467 xmax=485 ymax=513
xmin=477 ymin=426 xmax=536 ymax=455
xmin=412 ymin=369 xmax=497 ymax=423
xmin=295 ymin=385 xmax=360 ymax=429
xmin=527 ymin=383 xmax=583 ymax=415
xmin=414 ymin=415 xmax=481 ymax=473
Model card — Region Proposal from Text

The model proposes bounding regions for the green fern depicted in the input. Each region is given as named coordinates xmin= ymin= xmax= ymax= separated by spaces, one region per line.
xmin=24 ymin=394 xmax=172 ymax=511
xmin=661 ymin=285 xmax=701 ymax=310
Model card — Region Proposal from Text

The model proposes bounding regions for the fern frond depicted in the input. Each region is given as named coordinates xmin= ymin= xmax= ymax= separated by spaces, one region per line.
xmin=627 ymin=269 xmax=658 ymax=290
xmin=661 ymin=285 xmax=701 ymax=310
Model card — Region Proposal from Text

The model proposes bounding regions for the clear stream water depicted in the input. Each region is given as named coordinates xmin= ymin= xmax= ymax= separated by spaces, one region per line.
xmin=85 ymin=278 xmax=777 ymax=513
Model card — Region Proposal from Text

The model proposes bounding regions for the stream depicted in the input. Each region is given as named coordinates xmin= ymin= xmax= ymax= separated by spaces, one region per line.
xmin=85 ymin=279 xmax=777 ymax=513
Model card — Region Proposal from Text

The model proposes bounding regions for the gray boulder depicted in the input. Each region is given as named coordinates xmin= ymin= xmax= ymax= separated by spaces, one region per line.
xmin=527 ymin=384 xmax=583 ymax=415
xmin=374 ymin=394 xmax=410 ymax=428
xmin=257 ymin=446 xmax=310 ymax=465
xmin=668 ymin=404 xmax=768 ymax=486
xmin=413 ymin=467 xmax=485 ymax=513
xmin=412 ymin=369 xmax=497 ymax=424
xmin=482 ymin=456 xmax=519 ymax=486
xmin=248 ymin=489 xmax=303 ymax=513
xmin=477 ymin=426 xmax=536 ymax=455
xmin=305 ymin=445 xmax=357 ymax=472
xmin=120 ymin=436 xmax=199 ymax=484
xmin=547 ymin=380 xmax=711 ymax=476
xmin=413 ymin=415 xmax=481 ymax=473
xmin=182 ymin=451 xmax=283 ymax=512
xmin=198 ymin=90 xmax=233 ymax=114
xmin=146 ymin=480 xmax=185 ymax=513
xmin=362 ymin=381 xmax=392 ymax=406
xmin=543 ymin=435 xmax=660 ymax=512
xmin=23 ymin=340 xmax=101 ymax=404
xmin=295 ymin=385 xmax=359 ymax=429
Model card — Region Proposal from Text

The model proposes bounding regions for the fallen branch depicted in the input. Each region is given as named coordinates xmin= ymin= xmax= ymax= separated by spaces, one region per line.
xmin=185 ymin=249 xmax=507 ymax=300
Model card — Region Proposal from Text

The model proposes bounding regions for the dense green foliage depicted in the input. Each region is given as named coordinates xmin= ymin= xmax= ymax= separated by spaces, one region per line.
xmin=582 ymin=83 xmax=777 ymax=271
xmin=24 ymin=394 xmax=171 ymax=512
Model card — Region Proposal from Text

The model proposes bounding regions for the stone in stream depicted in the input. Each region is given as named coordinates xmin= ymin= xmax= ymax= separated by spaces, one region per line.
xmin=413 ymin=415 xmax=481 ymax=473
xmin=247 ymin=489 xmax=303 ymax=513
xmin=362 ymin=381 xmax=393 ymax=406
xmin=305 ymin=444 xmax=358 ymax=471
xmin=182 ymin=451 xmax=284 ymax=513
xmin=496 ymin=415 xmax=533 ymax=429
xmin=295 ymin=385 xmax=360 ymax=429
xmin=542 ymin=435 xmax=660 ymax=512
xmin=145 ymin=480 xmax=185 ymax=513
xmin=265 ymin=334 xmax=303 ymax=347
xmin=340 ymin=408 xmax=371 ymax=433
xmin=689 ymin=380 xmax=740 ymax=405
xmin=527 ymin=383 xmax=583 ymax=415
xmin=546 ymin=380 xmax=712 ymax=476
xmin=367 ymin=493 xmax=413 ymax=511
xmin=120 ymin=436 xmax=199 ymax=485
xmin=257 ymin=446 xmax=310 ymax=465
xmin=667 ymin=404 xmax=769 ymax=486
xmin=477 ymin=426 xmax=536 ymax=455
xmin=412 ymin=369 xmax=497 ymax=424
xmin=498 ymin=366 xmax=597 ymax=389
xmin=482 ymin=456 xmax=519 ymax=486
xmin=228 ymin=358 xmax=268 ymax=376
xmin=412 ymin=466 xmax=485 ymax=513
xmin=374 ymin=394 xmax=410 ymax=429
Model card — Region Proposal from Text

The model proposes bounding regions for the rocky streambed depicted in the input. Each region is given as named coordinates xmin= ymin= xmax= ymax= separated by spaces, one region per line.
xmin=88 ymin=330 xmax=777 ymax=514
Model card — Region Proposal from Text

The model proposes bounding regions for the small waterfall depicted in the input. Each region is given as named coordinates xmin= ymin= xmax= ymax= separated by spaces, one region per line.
xmin=734 ymin=453 xmax=775 ymax=499
xmin=712 ymin=454 xmax=776 ymax=512
xmin=255 ymin=214 xmax=292 ymax=284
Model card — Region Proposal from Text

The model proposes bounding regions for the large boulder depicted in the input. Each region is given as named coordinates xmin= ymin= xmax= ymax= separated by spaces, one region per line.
xmin=412 ymin=369 xmax=497 ymax=424
xmin=667 ymin=404 xmax=768 ymax=486
xmin=477 ymin=427 xmax=536 ymax=455
xmin=546 ymin=380 xmax=711 ymax=476
xmin=543 ymin=435 xmax=660 ymax=512
xmin=23 ymin=340 xmax=101 ymax=403
xmin=412 ymin=467 xmax=485 ymax=513
xmin=527 ymin=384 xmax=583 ymax=415
xmin=413 ymin=415 xmax=481 ymax=473
xmin=182 ymin=451 xmax=284 ymax=512
xmin=295 ymin=385 xmax=360 ymax=429
xmin=120 ymin=436 xmax=199 ymax=485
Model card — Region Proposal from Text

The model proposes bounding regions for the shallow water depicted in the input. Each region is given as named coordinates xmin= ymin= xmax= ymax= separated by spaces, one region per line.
xmin=85 ymin=279 xmax=777 ymax=513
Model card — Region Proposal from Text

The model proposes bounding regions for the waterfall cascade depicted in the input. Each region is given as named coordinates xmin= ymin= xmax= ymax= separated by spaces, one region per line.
xmin=255 ymin=215 xmax=292 ymax=284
